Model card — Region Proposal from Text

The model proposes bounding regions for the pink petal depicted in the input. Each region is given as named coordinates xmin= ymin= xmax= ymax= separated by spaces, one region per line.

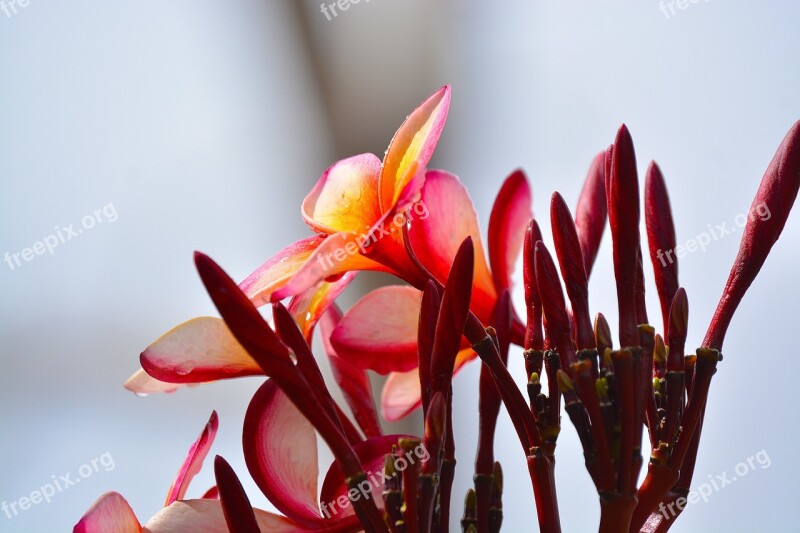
xmin=271 ymin=232 xmax=390 ymax=301
xmin=124 ymin=369 xmax=193 ymax=395
xmin=303 ymin=154 xmax=383 ymax=235
xmin=165 ymin=411 xmax=219 ymax=505
xmin=319 ymin=435 xmax=414 ymax=518
xmin=408 ymin=170 xmax=497 ymax=320
xmin=140 ymin=317 xmax=260 ymax=384
xmin=382 ymin=369 xmax=423 ymax=422
xmin=74 ymin=492 xmax=141 ymax=533
xmin=287 ymin=273 xmax=357 ymax=342
xmin=320 ymin=308 xmax=382 ymax=439
xmin=242 ymin=379 xmax=326 ymax=526
xmin=488 ymin=169 xmax=533 ymax=293
xmin=239 ymin=236 xmax=326 ymax=308
xmin=380 ymin=86 xmax=451 ymax=213
xmin=381 ymin=349 xmax=475 ymax=421
xmin=142 ymin=499 xmax=314 ymax=533
xmin=331 ymin=286 xmax=421 ymax=375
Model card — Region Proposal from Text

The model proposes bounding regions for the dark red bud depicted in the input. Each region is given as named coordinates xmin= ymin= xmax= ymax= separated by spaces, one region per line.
xmin=550 ymin=192 xmax=595 ymax=349
xmin=704 ymin=120 xmax=800 ymax=349
xmin=575 ymin=151 xmax=608 ymax=277
xmin=607 ymin=125 xmax=642 ymax=348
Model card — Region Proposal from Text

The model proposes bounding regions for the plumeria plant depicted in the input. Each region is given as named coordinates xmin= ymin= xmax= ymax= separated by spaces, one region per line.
xmin=76 ymin=87 xmax=800 ymax=532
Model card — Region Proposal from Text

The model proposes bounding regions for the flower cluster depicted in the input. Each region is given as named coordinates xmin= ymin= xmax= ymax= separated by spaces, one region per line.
xmin=76 ymin=88 xmax=800 ymax=532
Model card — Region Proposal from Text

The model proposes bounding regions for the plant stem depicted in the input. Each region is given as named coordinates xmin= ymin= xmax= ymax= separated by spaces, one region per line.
xmin=528 ymin=450 xmax=561 ymax=533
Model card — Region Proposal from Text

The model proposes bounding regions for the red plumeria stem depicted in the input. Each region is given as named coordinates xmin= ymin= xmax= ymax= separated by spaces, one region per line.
xmin=571 ymin=361 xmax=615 ymax=492
xmin=470 ymin=331 xmax=562 ymax=532
xmin=668 ymin=349 xmax=719 ymax=468
xmin=633 ymin=326 xmax=655 ymax=489
xmin=474 ymin=344 xmax=501 ymax=531
xmin=399 ymin=439 xmax=421 ymax=533
xmin=628 ymin=348 xmax=719 ymax=532
xmin=611 ymin=349 xmax=636 ymax=495
xmin=439 ymin=395 xmax=456 ymax=533
xmin=599 ymin=493 xmax=637 ymax=533
xmin=528 ymin=450 xmax=561 ymax=533
xmin=471 ymin=332 xmax=539 ymax=449
xmin=475 ymin=299 xmax=511 ymax=532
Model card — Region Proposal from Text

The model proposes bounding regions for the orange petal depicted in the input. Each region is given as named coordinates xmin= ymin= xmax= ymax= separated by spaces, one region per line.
xmin=139 ymin=317 xmax=261 ymax=384
xmin=408 ymin=170 xmax=497 ymax=320
xmin=331 ymin=286 xmax=421 ymax=375
xmin=380 ymin=86 xmax=451 ymax=213
xmin=287 ymin=273 xmax=357 ymax=342
xmin=239 ymin=236 xmax=325 ymax=308
xmin=278 ymin=169 xmax=431 ymax=304
xmin=74 ymin=492 xmax=141 ymax=533
xmin=142 ymin=499 xmax=312 ymax=532
xmin=381 ymin=348 xmax=475 ymax=421
xmin=302 ymin=154 xmax=383 ymax=235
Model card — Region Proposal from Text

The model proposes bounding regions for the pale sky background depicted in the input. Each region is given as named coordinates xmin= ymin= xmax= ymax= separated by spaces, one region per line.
xmin=1 ymin=1 xmax=799 ymax=531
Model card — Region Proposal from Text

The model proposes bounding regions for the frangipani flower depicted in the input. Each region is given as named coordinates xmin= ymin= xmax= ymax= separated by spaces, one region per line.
xmin=126 ymin=86 xmax=536 ymax=421
xmin=125 ymin=86 xmax=452 ymax=395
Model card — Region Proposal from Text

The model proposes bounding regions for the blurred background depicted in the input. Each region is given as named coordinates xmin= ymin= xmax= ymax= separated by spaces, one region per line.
xmin=2 ymin=1 xmax=799 ymax=531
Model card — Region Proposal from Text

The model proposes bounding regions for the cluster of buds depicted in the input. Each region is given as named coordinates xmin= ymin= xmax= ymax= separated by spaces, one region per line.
xmin=508 ymin=122 xmax=800 ymax=532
